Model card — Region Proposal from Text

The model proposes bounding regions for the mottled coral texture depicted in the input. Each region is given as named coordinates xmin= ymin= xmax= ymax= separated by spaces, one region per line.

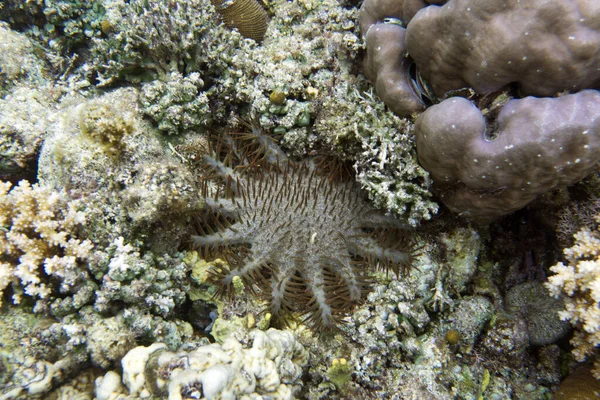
xmin=0 ymin=180 xmax=92 ymax=305
xmin=546 ymin=214 xmax=600 ymax=378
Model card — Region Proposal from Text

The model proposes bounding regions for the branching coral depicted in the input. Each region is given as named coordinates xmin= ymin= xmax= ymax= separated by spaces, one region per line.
xmin=139 ymin=71 xmax=211 ymax=135
xmin=312 ymin=80 xmax=438 ymax=226
xmin=546 ymin=215 xmax=600 ymax=377
xmin=0 ymin=180 xmax=92 ymax=305
xmin=192 ymin=122 xmax=418 ymax=329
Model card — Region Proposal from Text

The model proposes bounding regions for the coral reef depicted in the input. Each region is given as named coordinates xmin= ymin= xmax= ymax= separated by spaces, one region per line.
xmin=0 ymin=0 xmax=107 ymax=55
xmin=86 ymin=0 xmax=242 ymax=86
xmin=360 ymin=0 xmax=600 ymax=220
xmin=139 ymin=71 xmax=211 ymax=135
xmin=300 ymin=244 xmax=555 ymax=399
xmin=0 ymin=24 xmax=57 ymax=183
xmin=95 ymin=328 xmax=308 ymax=399
xmin=314 ymin=79 xmax=437 ymax=225
xmin=446 ymin=296 xmax=494 ymax=352
xmin=415 ymin=91 xmax=600 ymax=220
xmin=0 ymin=22 xmax=48 ymax=95
xmin=0 ymin=1 xmax=584 ymax=399
xmin=0 ymin=84 xmax=59 ymax=184
xmin=0 ymin=306 xmax=85 ymax=399
xmin=218 ymin=0 xmax=361 ymax=140
xmin=546 ymin=214 xmax=600 ymax=377
xmin=193 ymin=123 xmax=418 ymax=329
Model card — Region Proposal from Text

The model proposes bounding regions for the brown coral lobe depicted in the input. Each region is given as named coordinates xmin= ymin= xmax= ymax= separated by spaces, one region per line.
xmin=211 ymin=0 xmax=268 ymax=42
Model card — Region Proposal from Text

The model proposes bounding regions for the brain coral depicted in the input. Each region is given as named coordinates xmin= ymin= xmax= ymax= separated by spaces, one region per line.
xmin=192 ymin=122 xmax=418 ymax=329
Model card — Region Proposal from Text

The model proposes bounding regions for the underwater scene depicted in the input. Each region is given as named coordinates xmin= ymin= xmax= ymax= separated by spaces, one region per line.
xmin=0 ymin=0 xmax=599 ymax=399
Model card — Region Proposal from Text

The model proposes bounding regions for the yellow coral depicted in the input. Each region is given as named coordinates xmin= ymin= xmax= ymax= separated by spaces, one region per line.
xmin=546 ymin=218 xmax=600 ymax=378
xmin=0 ymin=180 xmax=92 ymax=305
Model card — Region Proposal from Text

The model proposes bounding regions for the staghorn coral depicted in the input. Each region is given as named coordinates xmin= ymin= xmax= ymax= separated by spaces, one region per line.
xmin=0 ymin=180 xmax=93 ymax=306
xmin=192 ymin=121 xmax=418 ymax=329
xmin=546 ymin=214 xmax=600 ymax=378
xmin=211 ymin=0 xmax=268 ymax=42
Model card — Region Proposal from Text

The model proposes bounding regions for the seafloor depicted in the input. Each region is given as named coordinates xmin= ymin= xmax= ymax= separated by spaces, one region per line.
xmin=0 ymin=0 xmax=599 ymax=399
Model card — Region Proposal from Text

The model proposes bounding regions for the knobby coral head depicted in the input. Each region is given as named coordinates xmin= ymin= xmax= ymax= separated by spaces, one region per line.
xmin=191 ymin=121 xmax=419 ymax=330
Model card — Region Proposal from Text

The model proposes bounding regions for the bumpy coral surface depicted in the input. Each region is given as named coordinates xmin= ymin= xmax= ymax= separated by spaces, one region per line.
xmin=360 ymin=9 xmax=425 ymax=117
xmin=192 ymin=124 xmax=417 ymax=329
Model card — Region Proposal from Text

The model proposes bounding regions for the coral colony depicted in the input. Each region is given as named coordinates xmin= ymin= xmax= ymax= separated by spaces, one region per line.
xmin=192 ymin=122 xmax=418 ymax=329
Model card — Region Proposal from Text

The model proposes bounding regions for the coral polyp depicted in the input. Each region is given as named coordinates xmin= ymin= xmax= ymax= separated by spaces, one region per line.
xmin=192 ymin=123 xmax=418 ymax=329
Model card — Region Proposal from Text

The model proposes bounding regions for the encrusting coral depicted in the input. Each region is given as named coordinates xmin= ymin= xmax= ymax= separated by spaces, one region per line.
xmin=192 ymin=120 xmax=418 ymax=330
xmin=546 ymin=213 xmax=600 ymax=378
